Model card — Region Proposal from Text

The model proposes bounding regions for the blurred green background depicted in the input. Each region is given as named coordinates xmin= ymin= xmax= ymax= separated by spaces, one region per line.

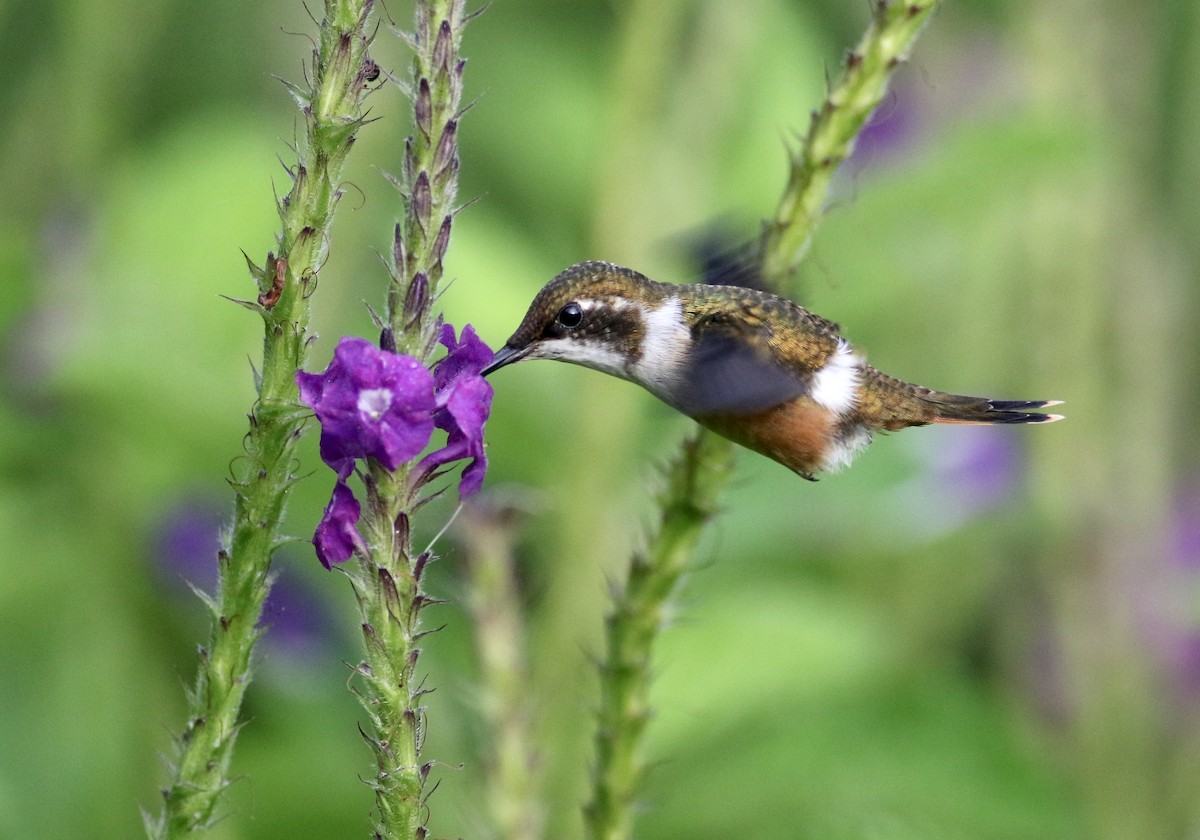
xmin=2 ymin=0 xmax=1199 ymax=838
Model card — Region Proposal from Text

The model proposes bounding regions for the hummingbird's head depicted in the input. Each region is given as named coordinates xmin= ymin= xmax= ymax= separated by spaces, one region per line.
xmin=482 ymin=261 xmax=683 ymax=384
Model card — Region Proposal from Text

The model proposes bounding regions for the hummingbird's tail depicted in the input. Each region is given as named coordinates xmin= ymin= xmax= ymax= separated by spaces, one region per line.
xmin=923 ymin=393 xmax=1064 ymax=425
xmin=858 ymin=366 xmax=1063 ymax=429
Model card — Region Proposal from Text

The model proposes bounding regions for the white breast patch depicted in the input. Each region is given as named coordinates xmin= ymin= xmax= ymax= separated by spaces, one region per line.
xmin=630 ymin=297 xmax=690 ymax=399
xmin=810 ymin=339 xmax=861 ymax=416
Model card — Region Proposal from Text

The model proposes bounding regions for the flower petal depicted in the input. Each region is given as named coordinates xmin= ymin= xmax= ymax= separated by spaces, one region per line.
xmin=433 ymin=323 xmax=494 ymax=395
xmin=419 ymin=374 xmax=493 ymax=497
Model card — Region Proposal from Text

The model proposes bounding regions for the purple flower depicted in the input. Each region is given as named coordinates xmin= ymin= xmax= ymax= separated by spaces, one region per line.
xmin=259 ymin=570 xmax=338 ymax=663
xmin=312 ymin=478 xmax=363 ymax=568
xmin=153 ymin=497 xmax=224 ymax=594
xmin=887 ymin=428 xmax=1023 ymax=542
xmin=151 ymin=497 xmax=337 ymax=662
xmin=297 ymin=337 xmax=437 ymax=475
xmin=296 ymin=328 xmax=494 ymax=567
xmin=432 ymin=322 xmax=493 ymax=393
xmin=419 ymin=324 xmax=494 ymax=498
xmin=421 ymin=374 xmax=492 ymax=495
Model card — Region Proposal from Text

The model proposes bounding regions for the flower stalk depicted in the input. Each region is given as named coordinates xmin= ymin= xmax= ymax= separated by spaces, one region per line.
xmin=760 ymin=0 xmax=940 ymax=286
xmin=584 ymin=432 xmax=735 ymax=840
xmin=330 ymin=2 xmax=474 ymax=838
xmin=461 ymin=501 xmax=545 ymax=840
xmin=296 ymin=326 xmax=490 ymax=840
xmin=586 ymin=4 xmax=942 ymax=839
xmin=148 ymin=2 xmax=378 ymax=836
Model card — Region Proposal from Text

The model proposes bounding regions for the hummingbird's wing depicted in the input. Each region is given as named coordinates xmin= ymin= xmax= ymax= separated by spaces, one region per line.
xmin=674 ymin=305 xmax=834 ymax=416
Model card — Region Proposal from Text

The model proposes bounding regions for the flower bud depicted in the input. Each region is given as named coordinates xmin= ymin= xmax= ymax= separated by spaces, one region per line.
xmin=404 ymin=273 xmax=429 ymax=325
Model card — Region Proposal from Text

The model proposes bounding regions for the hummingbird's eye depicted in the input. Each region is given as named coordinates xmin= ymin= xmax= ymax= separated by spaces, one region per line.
xmin=556 ymin=302 xmax=584 ymax=329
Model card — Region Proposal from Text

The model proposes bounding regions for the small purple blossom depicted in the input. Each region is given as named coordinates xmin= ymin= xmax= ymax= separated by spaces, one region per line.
xmin=153 ymin=497 xmax=224 ymax=593
xmin=417 ymin=324 xmax=494 ymax=496
xmin=421 ymin=372 xmax=492 ymax=495
xmin=889 ymin=428 xmax=1022 ymax=542
xmin=297 ymin=337 xmax=438 ymax=474
xmin=152 ymin=497 xmax=335 ymax=659
xmin=296 ymin=328 xmax=494 ymax=567
xmin=313 ymin=479 xmax=363 ymax=568
xmin=260 ymin=571 xmax=337 ymax=663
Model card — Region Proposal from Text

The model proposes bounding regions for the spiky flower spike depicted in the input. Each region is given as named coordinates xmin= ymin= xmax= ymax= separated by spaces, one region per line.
xmin=337 ymin=2 xmax=478 ymax=839
xmin=385 ymin=0 xmax=474 ymax=358
xmin=148 ymin=2 xmax=380 ymax=836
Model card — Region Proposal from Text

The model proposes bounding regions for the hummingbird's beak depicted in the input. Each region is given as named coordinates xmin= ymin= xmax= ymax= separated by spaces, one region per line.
xmin=481 ymin=344 xmax=528 ymax=377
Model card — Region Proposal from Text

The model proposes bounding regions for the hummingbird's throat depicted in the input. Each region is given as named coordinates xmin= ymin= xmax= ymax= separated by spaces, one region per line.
xmin=529 ymin=336 xmax=631 ymax=379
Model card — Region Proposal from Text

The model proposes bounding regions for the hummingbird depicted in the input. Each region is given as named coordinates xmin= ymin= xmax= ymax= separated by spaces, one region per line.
xmin=481 ymin=261 xmax=1062 ymax=480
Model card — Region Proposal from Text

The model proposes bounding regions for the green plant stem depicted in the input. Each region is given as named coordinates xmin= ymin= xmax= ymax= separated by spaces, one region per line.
xmin=342 ymin=2 xmax=469 ymax=838
xmin=761 ymin=0 xmax=940 ymax=285
xmin=148 ymin=2 xmax=378 ymax=837
xmin=584 ymin=432 xmax=734 ymax=840
xmin=461 ymin=502 xmax=544 ymax=840
xmin=585 ymin=4 xmax=943 ymax=839
xmin=349 ymin=476 xmax=427 ymax=839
